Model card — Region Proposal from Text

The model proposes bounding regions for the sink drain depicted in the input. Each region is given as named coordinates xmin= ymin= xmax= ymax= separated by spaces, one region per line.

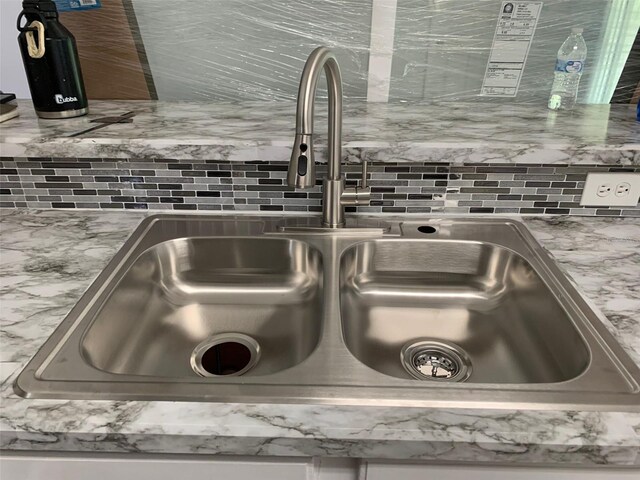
xmin=401 ymin=339 xmax=471 ymax=382
xmin=191 ymin=333 xmax=260 ymax=377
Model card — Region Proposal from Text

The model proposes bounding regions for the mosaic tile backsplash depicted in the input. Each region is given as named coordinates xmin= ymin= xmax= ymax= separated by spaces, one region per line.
xmin=1 ymin=157 xmax=638 ymax=217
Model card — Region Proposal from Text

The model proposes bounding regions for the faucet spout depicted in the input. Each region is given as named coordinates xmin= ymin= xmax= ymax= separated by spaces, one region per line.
xmin=288 ymin=47 xmax=342 ymax=191
xmin=288 ymin=47 xmax=370 ymax=228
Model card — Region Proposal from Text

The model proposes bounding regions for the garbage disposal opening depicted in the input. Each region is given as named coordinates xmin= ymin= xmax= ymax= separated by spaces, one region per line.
xmin=191 ymin=334 xmax=260 ymax=377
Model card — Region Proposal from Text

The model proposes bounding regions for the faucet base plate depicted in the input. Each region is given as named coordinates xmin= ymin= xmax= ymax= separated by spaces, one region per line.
xmin=277 ymin=216 xmax=391 ymax=235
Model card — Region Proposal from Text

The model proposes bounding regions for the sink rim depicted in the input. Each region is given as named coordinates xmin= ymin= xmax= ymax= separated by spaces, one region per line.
xmin=13 ymin=214 xmax=640 ymax=411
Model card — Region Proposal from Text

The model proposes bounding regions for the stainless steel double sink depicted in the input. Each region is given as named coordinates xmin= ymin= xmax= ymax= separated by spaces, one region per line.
xmin=15 ymin=215 xmax=640 ymax=410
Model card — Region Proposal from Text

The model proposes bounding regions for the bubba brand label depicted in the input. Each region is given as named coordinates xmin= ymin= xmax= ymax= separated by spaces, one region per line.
xmin=55 ymin=94 xmax=78 ymax=104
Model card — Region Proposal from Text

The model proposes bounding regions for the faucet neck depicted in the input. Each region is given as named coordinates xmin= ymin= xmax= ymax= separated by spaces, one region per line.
xmin=294 ymin=47 xmax=343 ymax=180
xmin=289 ymin=47 xmax=369 ymax=229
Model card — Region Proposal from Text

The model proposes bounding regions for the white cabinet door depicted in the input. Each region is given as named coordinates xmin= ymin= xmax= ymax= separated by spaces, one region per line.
xmin=0 ymin=454 xmax=310 ymax=480
xmin=365 ymin=462 xmax=640 ymax=480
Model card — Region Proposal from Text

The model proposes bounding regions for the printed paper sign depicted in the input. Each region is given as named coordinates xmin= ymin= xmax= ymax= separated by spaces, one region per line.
xmin=53 ymin=0 xmax=102 ymax=12
xmin=481 ymin=2 xmax=543 ymax=97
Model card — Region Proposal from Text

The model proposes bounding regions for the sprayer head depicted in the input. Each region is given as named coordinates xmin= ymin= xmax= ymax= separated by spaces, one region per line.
xmin=287 ymin=133 xmax=316 ymax=189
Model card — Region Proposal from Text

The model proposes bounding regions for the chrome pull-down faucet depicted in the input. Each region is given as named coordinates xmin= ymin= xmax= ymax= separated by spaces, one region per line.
xmin=287 ymin=47 xmax=371 ymax=228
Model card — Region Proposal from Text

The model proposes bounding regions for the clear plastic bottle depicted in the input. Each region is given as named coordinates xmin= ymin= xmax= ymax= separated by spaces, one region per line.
xmin=548 ymin=28 xmax=587 ymax=111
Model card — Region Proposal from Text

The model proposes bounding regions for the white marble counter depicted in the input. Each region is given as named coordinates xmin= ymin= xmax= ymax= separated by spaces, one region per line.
xmin=0 ymin=209 xmax=639 ymax=464
xmin=1 ymin=101 xmax=638 ymax=164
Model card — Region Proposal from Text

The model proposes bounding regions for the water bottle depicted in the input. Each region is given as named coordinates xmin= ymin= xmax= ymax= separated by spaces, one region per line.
xmin=548 ymin=28 xmax=587 ymax=111
xmin=17 ymin=0 xmax=88 ymax=119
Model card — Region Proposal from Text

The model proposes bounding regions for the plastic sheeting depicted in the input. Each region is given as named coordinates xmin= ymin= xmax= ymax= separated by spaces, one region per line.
xmin=61 ymin=0 xmax=639 ymax=103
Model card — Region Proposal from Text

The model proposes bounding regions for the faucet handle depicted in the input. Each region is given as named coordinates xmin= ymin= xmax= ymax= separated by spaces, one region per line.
xmin=361 ymin=161 xmax=368 ymax=189
xmin=341 ymin=161 xmax=371 ymax=206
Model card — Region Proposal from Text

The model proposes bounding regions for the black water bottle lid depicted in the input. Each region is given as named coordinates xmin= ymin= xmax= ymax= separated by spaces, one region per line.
xmin=22 ymin=0 xmax=59 ymax=18
xmin=22 ymin=0 xmax=58 ymax=12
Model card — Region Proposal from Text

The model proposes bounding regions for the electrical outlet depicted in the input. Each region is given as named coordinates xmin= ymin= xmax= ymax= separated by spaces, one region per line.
xmin=615 ymin=182 xmax=631 ymax=197
xmin=580 ymin=173 xmax=640 ymax=207
xmin=597 ymin=183 xmax=613 ymax=197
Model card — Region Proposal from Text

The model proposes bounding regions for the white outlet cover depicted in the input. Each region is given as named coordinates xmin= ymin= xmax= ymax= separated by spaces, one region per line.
xmin=580 ymin=172 xmax=640 ymax=207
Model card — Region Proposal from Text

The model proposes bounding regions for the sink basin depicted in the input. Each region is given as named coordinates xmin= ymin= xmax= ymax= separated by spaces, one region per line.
xmin=340 ymin=240 xmax=589 ymax=383
xmin=15 ymin=215 xmax=640 ymax=410
xmin=82 ymin=237 xmax=322 ymax=377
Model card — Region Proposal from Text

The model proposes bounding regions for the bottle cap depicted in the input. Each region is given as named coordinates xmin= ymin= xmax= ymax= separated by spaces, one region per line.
xmin=571 ymin=27 xmax=583 ymax=34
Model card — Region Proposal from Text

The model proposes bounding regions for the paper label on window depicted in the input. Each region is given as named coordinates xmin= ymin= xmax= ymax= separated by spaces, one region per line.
xmin=481 ymin=2 xmax=543 ymax=97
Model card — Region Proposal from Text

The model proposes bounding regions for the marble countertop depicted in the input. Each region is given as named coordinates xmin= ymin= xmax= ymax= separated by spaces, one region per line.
xmin=2 ymin=100 xmax=638 ymax=164
xmin=1 ymin=209 xmax=639 ymax=465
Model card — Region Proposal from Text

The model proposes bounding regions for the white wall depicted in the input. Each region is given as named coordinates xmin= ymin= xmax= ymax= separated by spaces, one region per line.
xmin=0 ymin=0 xmax=31 ymax=98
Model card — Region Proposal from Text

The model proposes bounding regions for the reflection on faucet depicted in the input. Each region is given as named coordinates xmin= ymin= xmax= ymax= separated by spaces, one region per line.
xmin=287 ymin=46 xmax=371 ymax=228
